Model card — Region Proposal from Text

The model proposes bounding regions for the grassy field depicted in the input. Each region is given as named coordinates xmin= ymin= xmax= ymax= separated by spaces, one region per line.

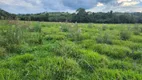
xmin=0 ymin=20 xmax=142 ymax=80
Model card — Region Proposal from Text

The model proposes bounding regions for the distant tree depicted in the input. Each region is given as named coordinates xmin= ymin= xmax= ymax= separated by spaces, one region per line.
xmin=1 ymin=8 xmax=142 ymax=23
xmin=72 ymin=8 xmax=89 ymax=23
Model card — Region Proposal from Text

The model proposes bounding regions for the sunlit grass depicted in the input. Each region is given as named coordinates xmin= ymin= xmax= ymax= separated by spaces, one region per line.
xmin=0 ymin=20 xmax=142 ymax=80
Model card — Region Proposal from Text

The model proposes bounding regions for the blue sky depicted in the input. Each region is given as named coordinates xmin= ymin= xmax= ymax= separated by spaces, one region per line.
xmin=0 ymin=0 xmax=142 ymax=14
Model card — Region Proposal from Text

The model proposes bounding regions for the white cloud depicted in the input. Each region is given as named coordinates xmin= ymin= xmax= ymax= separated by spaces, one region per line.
xmin=121 ymin=1 xmax=140 ymax=6
xmin=0 ymin=0 xmax=142 ymax=13
xmin=97 ymin=2 xmax=104 ymax=7
xmin=117 ymin=0 xmax=132 ymax=3
xmin=0 ymin=0 xmax=45 ymax=13
xmin=117 ymin=0 xmax=141 ymax=6
xmin=0 ymin=0 xmax=43 ymax=9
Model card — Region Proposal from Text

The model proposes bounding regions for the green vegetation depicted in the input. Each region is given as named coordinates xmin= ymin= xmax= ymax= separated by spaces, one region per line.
xmin=0 ymin=9 xmax=16 ymax=20
xmin=0 ymin=20 xmax=142 ymax=80
xmin=1 ymin=8 xmax=142 ymax=23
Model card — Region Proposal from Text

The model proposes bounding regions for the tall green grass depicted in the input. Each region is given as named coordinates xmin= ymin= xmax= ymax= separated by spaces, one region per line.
xmin=0 ymin=21 xmax=141 ymax=80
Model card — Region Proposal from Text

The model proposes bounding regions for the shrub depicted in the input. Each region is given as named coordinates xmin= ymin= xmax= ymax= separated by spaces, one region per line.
xmin=44 ymin=35 xmax=65 ymax=41
xmin=50 ymin=58 xmax=81 ymax=80
xmin=109 ymin=27 xmax=114 ymax=30
xmin=88 ymin=23 xmax=94 ymax=28
xmin=60 ymin=24 xmax=70 ymax=32
xmin=133 ymin=31 xmax=141 ymax=35
xmin=29 ymin=23 xmax=41 ymax=32
xmin=78 ymin=50 xmax=108 ymax=73
xmin=25 ymin=57 xmax=81 ymax=80
xmin=108 ymin=61 xmax=132 ymax=70
xmin=27 ymin=23 xmax=43 ymax=44
xmin=0 ymin=35 xmax=6 ymax=46
xmin=67 ymin=26 xmax=83 ymax=42
xmin=0 ymin=47 xmax=6 ymax=57
xmin=112 ymin=40 xmax=142 ymax=50
xmin=102 ymin=24 xmax=107 ymax=31
xmin=0 ymin=54 xmax=35 ymax=72
xmin=81 ymin=32 xmax=91 ymax=40
xmin=133 ymin=25 xmax=141 ymax=35
xmin=130 ymin=50 xmax=142 ymax=60
xmin=93 ymin=44 xmax=131 ymax=59
xmin=120 ymin=30 xmax=131 ymax=40
xmin=3 ymin=25 xmax=24 ymax=45
xmin=97 ymin=69 xmax=142 ymax=80
xmin=0 ymin=69 xmax=20 ymax=80
xmin=12 ymin=53 xmax=34 ymax=63
xmin=49 ymin=41 xmax=81 ymax=59
xmin=0 ymin=25 xmax=25 ymax=53
xmin=129 ymin=36 xmax=142 ymax=43
xmin=96 ymin=34 xmax=112 ymax=44
xmin=79 ymin=39 xmax=95 ymax=49
xmin=26 ymin=32 xmax=43 ymax=45
xmin=140 ymin=27 xmax=142 ymax=32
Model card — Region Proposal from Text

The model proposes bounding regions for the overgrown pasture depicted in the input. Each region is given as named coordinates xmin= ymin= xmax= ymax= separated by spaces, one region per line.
xmin=0 ymin=20 xmax=142 ymax=80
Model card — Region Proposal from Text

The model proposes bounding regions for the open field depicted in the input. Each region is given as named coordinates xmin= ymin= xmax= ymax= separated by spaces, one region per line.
xmin=0 ymin=20 xmax=142 ymax=80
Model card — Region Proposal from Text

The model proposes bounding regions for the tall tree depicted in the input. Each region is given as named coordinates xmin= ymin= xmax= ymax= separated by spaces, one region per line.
xmin=72 ymin=8 xmax=89 ymax=23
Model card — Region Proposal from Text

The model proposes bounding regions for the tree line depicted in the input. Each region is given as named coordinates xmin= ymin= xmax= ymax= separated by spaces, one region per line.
xmin=0 ymin=8 xmax=142 ymax=23
xmin=0 ymin=9 xmax=16 ymax=20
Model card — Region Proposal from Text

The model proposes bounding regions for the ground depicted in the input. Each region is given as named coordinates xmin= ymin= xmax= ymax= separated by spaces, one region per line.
xmin=0 ymin=20 xmax=142 ymax=80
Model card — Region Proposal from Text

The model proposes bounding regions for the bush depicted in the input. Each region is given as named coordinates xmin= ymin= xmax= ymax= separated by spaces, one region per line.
xmin=0 ymin=54 xmax=35 ymax=69
xmin=0 ymin=56 xmax=81 ymax=80
xmin=26 ymin=57 xmax=81 ymax=80
xmin=108 ymin=61 xmax=132 ymax=70
xmin=28 ymin=23 xmax=41 ymax=32
xmin=130 ymin=50 xmax=142 ymax=60
xmin=79 ymin=39 xmax=95 ymax=49
xmin=25 ymin=32 xmax=43 ymax=45
xmin=133 ymin=31 xmax=141 ymax=35
xmin=120 ymin=30 xmax=131 ymax=40
xmin=109 ymin=27 xmax=114 ymax=30
xmin=67 ymin=26 xmax=83 ymax=42
xmin=0 ymin=47 xmax=6 ymax=57
xmin=96 ymin=34 xmax=112 ymax=44
xmin=93 ymin=44 xmax=131 ymax=59
xmin=78 ymin=50 xmax=108 ymax=73
xmin=129 ymin=36 xmax=142 ymax=43
xmin=0 ymin=69 xmax=20 ymax=80
xmin=0 ymin=35 xmax=6 ymax=46
xmin=0 ymin=25 xmax=25 ymax=53
xmin=112 ymin=40 xmax=142 ymax=50
xmin=60 ymin=24 xmax=70 ymax=32
xmin=81 ymin=32 xmax=91 ymax=40
xmin=96 ymin=69 xmax=142 ymax=80
xmin=12 ymin=53 xmax=34 ymax=63
xmin=27 ymin=23 xmax=43 ymax=44
xmin=102 ymin=24 xmax=107 ymax=31
xmin=44 ymin=35 xmax=65 ymax=41
xmin=49 ymin=41 xmax=81 ymax=59
xmin=133 ymin=25 xmax=141 ymax=35
xmin=88 ymin=23 xmax=94 ymax=28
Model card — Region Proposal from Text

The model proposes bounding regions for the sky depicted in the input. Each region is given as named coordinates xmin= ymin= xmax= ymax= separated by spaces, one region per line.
xmin=0 ymin=0 xmax=142 ymax=14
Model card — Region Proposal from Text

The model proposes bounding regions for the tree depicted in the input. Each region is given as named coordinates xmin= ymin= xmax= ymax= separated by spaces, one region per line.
xmin=72 ymin=8 xmax=89 ymax=23
xmin=1 ymin=8 xmax=142 ymax=23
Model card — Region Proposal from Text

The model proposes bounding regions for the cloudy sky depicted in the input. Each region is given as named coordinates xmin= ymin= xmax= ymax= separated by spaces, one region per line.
xmin=0 ymin=0 xmax=142 ymax=14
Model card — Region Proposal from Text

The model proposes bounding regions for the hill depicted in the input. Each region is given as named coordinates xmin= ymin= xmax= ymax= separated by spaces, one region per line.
xmin=0 ymin=8 xmax=16 ymax=19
